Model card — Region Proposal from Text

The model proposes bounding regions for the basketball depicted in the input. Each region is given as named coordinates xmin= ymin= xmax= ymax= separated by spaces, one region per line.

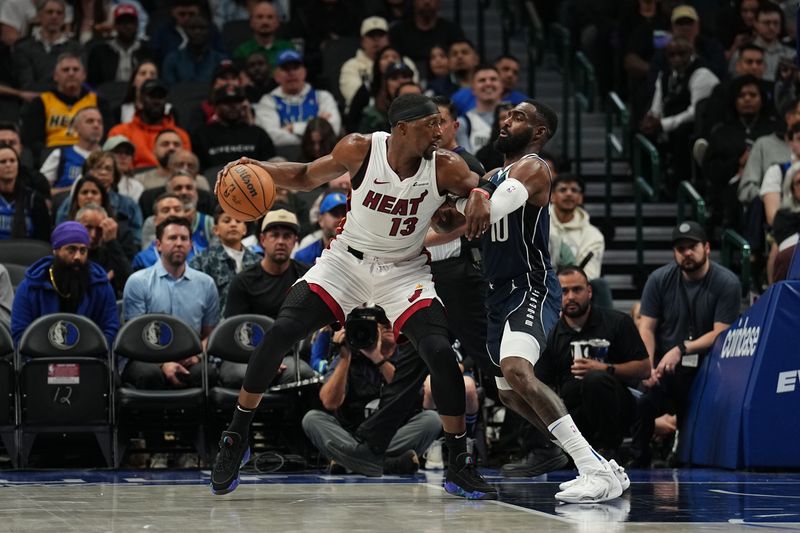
xmin=217 ymin=163 xmax=276 ymax=221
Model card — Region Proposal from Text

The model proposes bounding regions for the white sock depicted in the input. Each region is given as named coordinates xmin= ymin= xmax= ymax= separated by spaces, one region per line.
xmin=547 ymin=414 xmax=606 ymax=475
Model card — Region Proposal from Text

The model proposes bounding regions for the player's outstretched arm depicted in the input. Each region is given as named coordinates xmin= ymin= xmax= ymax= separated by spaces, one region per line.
xmin=436 ymin=150 xmax=490 ymax=239
xmin=216 ymin=134 xmax=370 ymax=193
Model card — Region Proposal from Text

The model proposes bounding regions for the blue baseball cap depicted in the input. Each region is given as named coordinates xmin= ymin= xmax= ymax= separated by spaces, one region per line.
xmin=319 ymin=192 xmax=347 ymax=214
xmin=276 ymin=50 xmax=303 ymax=68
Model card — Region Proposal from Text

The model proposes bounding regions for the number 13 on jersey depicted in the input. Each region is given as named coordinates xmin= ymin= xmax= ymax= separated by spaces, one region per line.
xmin=389 ymin=217 xmax=419 ymax=236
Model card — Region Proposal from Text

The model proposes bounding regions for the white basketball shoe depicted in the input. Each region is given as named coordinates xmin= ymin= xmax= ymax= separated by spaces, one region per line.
xmin=554 ymin=463 xmax=624 ymax=504
xmin=558 ymin=459 xmax=630 ymax=492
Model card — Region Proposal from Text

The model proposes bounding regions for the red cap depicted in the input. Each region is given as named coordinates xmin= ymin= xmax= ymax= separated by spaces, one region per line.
xmin=114 ymin=4 xmax=138 ymax=20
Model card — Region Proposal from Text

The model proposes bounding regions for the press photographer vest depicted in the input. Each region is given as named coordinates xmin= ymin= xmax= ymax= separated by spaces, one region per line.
xmin=41 ymin=91 xmax=98 ymax=148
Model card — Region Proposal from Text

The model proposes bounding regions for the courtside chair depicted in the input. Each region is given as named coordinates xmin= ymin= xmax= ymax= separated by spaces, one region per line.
xmin=113 ymin=314 xmax=207 ymax=466
xmin=16 ymin=314 xmax=113 ymax=467
xmin=0 ymin=321 xmax=17 ymax=467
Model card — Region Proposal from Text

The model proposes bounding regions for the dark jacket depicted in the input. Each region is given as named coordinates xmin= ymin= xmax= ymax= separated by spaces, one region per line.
xmin=86 ymin=39 xmax=155 ymax=87
xmin=11 ymin=256 xmax=119 ymax=347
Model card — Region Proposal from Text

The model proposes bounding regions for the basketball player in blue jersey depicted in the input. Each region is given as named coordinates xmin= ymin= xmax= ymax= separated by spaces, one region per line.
xmin=453 ymin=100 xmax=631 ymax=503
xmin=210 ymin=94 xmax=498 ymax=500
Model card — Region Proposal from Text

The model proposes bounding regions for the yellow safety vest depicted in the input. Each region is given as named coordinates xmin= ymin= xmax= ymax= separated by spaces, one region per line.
xmin=41 ymin=91 xmax=98 ymax=148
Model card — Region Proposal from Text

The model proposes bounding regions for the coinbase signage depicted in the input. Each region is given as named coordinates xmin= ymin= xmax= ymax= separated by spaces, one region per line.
xmin=681 ymin=281 xmax=800 ymax=468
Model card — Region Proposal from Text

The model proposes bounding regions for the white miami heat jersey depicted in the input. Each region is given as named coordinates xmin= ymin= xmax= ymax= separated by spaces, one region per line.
xmin=337 ymin=131 xmax=445 ymax=261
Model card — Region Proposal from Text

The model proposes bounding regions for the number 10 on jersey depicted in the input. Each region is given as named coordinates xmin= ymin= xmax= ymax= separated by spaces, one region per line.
xmin=490 ymin=216 xmax=509 ymax=242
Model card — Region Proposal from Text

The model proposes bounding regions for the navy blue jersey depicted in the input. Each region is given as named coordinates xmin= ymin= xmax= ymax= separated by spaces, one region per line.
xmin=480 ymin=153 xmax=554 ymax=288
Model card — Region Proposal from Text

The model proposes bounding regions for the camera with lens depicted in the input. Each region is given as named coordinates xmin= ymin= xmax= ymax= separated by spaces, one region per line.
xmin=344 ymin=306 xmax=389 ymax=352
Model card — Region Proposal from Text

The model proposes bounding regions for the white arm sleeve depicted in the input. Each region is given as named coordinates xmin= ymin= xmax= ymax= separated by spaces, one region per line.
xmin=456 ymin=178 xmax=529 ymax=224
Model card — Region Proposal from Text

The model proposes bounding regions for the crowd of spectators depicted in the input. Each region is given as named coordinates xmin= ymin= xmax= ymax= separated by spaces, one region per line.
xmin=0 ymin=0 xmax=791 ymax=472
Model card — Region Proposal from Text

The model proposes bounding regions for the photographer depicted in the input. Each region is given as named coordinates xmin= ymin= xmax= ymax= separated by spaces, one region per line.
xmin=301 ymin=307 xmax=442 ymax=477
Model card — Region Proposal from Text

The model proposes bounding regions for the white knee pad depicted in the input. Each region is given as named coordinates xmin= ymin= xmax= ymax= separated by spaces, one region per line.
xmin=499 ymin=321 xmax=541 ymax=369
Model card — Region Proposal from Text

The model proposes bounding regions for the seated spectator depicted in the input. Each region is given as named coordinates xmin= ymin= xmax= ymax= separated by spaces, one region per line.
xmin=357 ymin=62 xmax=414 ymax=133
xmin=192 ymin=85 xmax=275 ymax=172
xmin=162 ymin=14 xmax=228 ymax=87
xmin=165 ymin=148 xmax=211 ymax=191
xmin=138 ymin=149 xmax=214 ymax=219
xmin=86 ymin=4 xmax=154 ymax=86
xmin=131 ymin=193 xmax=197 ymax=270
xmin=630 ymin=221 xmax=740 ymax=467
xmin=550 ymin=174 xmax=605 ymax=280
xmin=424 ymin=44 xmax=458 ymax=97
xmin=122 ymin=216 xmax=219 ymax=389
xmin=221 ymin=209 xmax=315 ymax=387
xmin=715 ymin=0 xmax=758 ymax=62
xmin=0 ymin=263 xmax=12 ymax=325
xmin=208 ymin=0 xmax=250 ymax=31
xmin=494 ymin=55 xmax=528 ymax=105
xmin=294 ymin=192 xmax=347 ymax=265
xmin=75 ymin=203 xmax=132 ymax=298
xmin=103 ymin=135 xmax=143 ymax=202
xmin=189 ymin=206 xmax=260 ymax=318
xmin=388 ymin=0 xmax=466 ymax=70
xmin=107 ymin=79 xmax=192 ymax=170
xmin=232 ymin=0 xmax=293 ymax=78
xmin=58 ymin=157 xmax=142 ymax=258
xmin=134 ymin=130 xmax=193 ymax=191
xmin=739 ymin=96 xmax=800 ymax=205
xmin=0 ymin=145 xmax=50 ymax=241
xmin=530 ymin=266 xmax=649 ymax=467
xmin=764 ymin=129 xmax=800 ymax=229
xmin=20 ymin=54 xmax=110 ymax=163
xmin=150 ymin=0 xmax=223 ymax=63
xmin=346 ymin=46 xmax=406 ymax=133
xmin=729 ymin=3 xmax=795 ymax=82
xmin=11 ymin=221 xmax=118 ymax=346
xmin=118 ymin=60 xmax=160 ymax=124
xmin=199 ymin=59 xmax=244 ymax=125
xmin=704 ymin=75 xmax=775 ymax=229
xmin=40 ymin=107 xmax=104 ymax=195
xmin=241 ymin=51 xmax=276 ymax=104
xmin=767 ymin=164 xmax=800 ymax=282
xmin=339 ymin=16 xmax=392 ymax=109
xmin=640 ymin=37 xmax=719 ymax=194
xmin=0 ymin=122 xmax=50 ymax=197
xmin=300 ymin=118 xmax=339 ymax=164
xmin=302 ymin=308 xmax=441 ymax=476
xmin=12 ymin=0 xmax=82 ymax=90
xmin=135 ymin=178 xmax=213 ymax=268
xmin=255 ymin=50 xmax=342 ymax=148
xmin=455 ymin=65 xmax=504 ymax=154
xmin=447 ymin=40 xmax=480 ymax=97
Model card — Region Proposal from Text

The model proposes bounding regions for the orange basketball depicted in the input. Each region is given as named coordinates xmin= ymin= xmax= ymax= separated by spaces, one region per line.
xmin=217 ymin=163 xmax=276 ymax=222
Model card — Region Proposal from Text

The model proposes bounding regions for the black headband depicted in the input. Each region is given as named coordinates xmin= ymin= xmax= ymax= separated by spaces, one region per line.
xmin=388 ymin=100 xmax=439 ymax=127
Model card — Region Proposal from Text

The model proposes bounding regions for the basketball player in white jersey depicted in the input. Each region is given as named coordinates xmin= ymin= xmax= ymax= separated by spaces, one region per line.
xmin=211 ymin=94 xmax=497 ymax=500
xmin=451 ymin=100 xmax=631 ymax=503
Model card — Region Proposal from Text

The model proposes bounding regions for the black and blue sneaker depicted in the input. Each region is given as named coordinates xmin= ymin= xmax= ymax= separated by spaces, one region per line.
xmin=444 ymin=453 xmax=498 ymax=500
xmin=210 ymin=430 xmax=251 ymax=495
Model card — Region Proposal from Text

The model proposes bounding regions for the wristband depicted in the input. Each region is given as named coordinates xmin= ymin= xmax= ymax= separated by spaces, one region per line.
xmin=678 ymin=341 xmax=687 ymax=356
xmin=606 ymin=364 xmax=615 ymax=375
xmin=477 ymin=178 xmax=498 ymax=195
xmin=471 ymin=187 xmax=490 ymax=199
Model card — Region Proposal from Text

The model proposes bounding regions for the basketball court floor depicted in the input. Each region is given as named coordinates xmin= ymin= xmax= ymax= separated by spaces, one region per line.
xmin=0 ymin=468 xmax=798 ymax=532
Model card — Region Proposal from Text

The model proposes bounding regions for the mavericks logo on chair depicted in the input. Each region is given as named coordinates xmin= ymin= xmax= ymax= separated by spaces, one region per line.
xmin=48 ymin=320 xmax=80 ymax=350
xmin=142 ymin=320 xmax=173 ymax=350
xmin=234 ymin=322 xmax=265 ymax=350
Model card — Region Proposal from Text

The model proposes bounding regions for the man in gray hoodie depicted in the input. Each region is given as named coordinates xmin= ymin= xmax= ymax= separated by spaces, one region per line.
xmin=550 ymin=174 xmax=605 ymax=280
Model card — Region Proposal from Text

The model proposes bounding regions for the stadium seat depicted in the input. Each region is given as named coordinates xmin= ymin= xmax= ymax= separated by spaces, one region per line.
xmin=168 ymin=81 xmax=208 ymax=134
xmin=221 ymin=19 xmax=251 ymax=55
xmin=16 ymin=313 xmax=113 ymax=467
xmin=0 ymin=321 xmax=17 ymax=467
xmin=0 ymin=239 xmax=52 ymax=266
xmin=96 ymin=81 xmax=129 ymax=113
xmin=113 ymin=314 xmax=207 ymax=466
xmin=3 ymin=263 xmax=27 ymax=289
xmin=318 ymin=36 xmax=359 ymax=107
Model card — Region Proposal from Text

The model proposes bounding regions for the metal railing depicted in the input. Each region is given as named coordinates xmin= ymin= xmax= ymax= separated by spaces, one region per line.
xmin=721 ymin=229 xmax=752 ymax=295
xmin=605 ymin=92 xmax=629 ymax=224
xmin=633 ymin=134 xmax=660 ymax=282
xmin=551 ymin=23 xmax=571 ymax=159
xmin=677 ymin=181 xmax=707 ymax=226
xmin=476 ymin=0 xmax=491 ymax=62
xmin=522 ymin=0 xmax=544 ymax=96
xmin=573 ymin=51 xmax=595 ymax=177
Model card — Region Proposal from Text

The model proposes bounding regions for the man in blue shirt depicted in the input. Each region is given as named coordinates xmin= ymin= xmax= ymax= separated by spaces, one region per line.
xmin=294 ymin=191 xmax=347 ymax=265
xmin=122 ymin=216 xmax=219 ymax=388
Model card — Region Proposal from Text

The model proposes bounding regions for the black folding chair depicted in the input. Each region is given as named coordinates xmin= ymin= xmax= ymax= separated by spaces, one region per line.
xmin=16 ymin=314 xmax=113 ymax=467
xmin=0 ymin=321 xmax=17 ymax=467
xmin=0 ymin=239 xmax=52 ymax=267
xmin=113 ymin=314 xmax=207 ymax=466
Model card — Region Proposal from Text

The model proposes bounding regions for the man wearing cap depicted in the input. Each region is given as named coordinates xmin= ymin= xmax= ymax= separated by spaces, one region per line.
xmin=223 ymin=208 xmax=315 ymax=388
xmin=255 ymin=49 xmax=341 ymax=148
xmin=163 ymin=14 xmax=228 ymax=87
xmin=294 ymin=192 xmax=347 ymax=265
xmin=104 ymin=135 xmax=143 ymax=202
xmin=232 ymin=0 xmax=294 ymax=76
xmin=340 ymin=16 xmax=418 ymax=109
xmin=199 ymin=59 xmax=243 ymax=125
xmin=86 ymin=4 xmax=154 ymax=86
xmin=10 ymin=221 xmax=119 ymax=347
xmin=630 ymin=221 xmax=740 ymax=467
xmin=193 ymin=84 xmax=275 ymax=171
xmin=108 ymin=79 xmax=192 ymax=169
